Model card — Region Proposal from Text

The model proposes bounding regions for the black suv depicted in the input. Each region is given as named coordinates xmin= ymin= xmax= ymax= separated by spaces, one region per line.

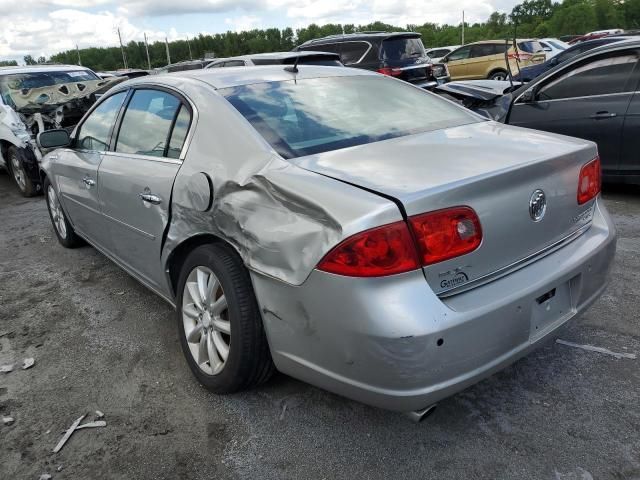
xmin=294 ymin=32 xmax=450 ymax=89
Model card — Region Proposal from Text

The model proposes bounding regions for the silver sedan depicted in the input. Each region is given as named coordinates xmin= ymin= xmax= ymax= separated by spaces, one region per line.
xmin=38 ymin=66 xmax=616 ymax=419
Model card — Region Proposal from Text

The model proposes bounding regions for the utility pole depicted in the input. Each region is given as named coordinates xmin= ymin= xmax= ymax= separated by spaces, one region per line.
xmin=76 ymin=45 xmax=81 ymax=66
xmin=462 ymin=10 xmax=465 ymax=45
xmin=117 ymin=28 xmax=128 ymax=69
xmin=144 ymin=32 xmax=151 ymax=70
xmin=165 ymin=37 xmax=171 ymax=65
xmin=186 ymin=36 xmax=193 ymax=60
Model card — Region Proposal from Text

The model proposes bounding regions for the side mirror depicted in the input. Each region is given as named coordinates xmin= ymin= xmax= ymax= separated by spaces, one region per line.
xmin=441 ymin=57 xmax=449 ymax=63
xmin=37 ymin=129 xmax=71 ymax=149
xmin=519 ymin=89 xmax=535 ymax=103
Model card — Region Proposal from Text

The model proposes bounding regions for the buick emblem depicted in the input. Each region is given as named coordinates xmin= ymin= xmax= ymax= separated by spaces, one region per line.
xmin=529 ymin=189 xmax=547 ymax=222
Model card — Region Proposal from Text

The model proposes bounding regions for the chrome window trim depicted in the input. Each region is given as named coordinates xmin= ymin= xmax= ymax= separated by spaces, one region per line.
xmin=516 ymin=90 xmax=636 ymax=105
xmin=101 ymin=150 xmax=183 ymax=165
xmin=438 ymin=221 xmax=593 ymax=298
xmin=110 ymin=82 xmax=199 ymax=162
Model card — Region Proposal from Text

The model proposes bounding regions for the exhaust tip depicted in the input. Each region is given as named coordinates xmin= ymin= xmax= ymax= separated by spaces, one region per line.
xmin=405 ymin=404 xmax=437 ymax=423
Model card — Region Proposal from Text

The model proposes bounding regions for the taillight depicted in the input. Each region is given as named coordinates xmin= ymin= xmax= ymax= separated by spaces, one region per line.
xmin=377 ymin=67 xmax=403 ymax=77
xmin=409 ymin=207 xmax=483 ymax=265
xmin=317 ymin=221 xmax=419 ymax=277
xmin=577 ymin=156 xmax=601 ymax=205
xmin=508 ymin=52 xmax=533 ymax=61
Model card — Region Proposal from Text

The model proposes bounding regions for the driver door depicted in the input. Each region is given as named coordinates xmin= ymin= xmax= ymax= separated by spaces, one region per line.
xmin=508 ymin=49 xmax=640 ymax=175
xmin=54 ymin=91 xmax=127 ymax=248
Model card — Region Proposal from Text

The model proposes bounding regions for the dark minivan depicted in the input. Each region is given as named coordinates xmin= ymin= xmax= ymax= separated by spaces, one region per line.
xmin=294 ymin=32 xmax=450 ymax=89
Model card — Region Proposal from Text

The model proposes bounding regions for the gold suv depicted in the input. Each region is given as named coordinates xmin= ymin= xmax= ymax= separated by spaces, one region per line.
xmin=442 ymin=40 xmax=546 ymax=81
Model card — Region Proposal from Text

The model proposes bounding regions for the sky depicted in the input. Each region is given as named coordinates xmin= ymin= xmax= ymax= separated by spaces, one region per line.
xmin=0 ymin=0 xmax=521 ymax=63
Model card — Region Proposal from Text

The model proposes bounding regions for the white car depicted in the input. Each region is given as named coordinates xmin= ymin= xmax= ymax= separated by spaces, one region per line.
xmin=0 ymin=65 xmax=117 ymax=196
xmin=538 ymin=38 xmax=570 ymax=58
xmin=426 ymin=45 xmax=461 ymax=62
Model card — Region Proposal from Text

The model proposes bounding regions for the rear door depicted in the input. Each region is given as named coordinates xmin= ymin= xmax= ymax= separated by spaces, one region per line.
xmin=97 ymin=88 xmax=193 ymax=289
xmin=54 ymin=91 xmax=127 ymax=247
xmin=466 ymin=43 xmax=500 ymax=79
xmin=508 ymin=48 xmax=640 ymax=175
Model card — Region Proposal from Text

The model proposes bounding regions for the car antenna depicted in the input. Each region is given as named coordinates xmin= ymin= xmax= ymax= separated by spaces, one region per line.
xmin=284 ymin=55 xmax=300 ymax=74
xmin=504 ymin=38 xmax=515 ymax=89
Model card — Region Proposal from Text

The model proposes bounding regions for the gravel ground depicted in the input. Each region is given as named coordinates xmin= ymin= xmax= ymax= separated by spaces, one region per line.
xmin=1 ymin=169 xmax=639 ymax=480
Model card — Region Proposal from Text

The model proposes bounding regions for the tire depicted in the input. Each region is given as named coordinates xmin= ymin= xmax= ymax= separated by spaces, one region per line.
xmin=176 ymin=243 xmax=274 ymax=393
xmin=7 ymin=146 xmax=38 ymax=197
xmin=44 ymin=178 xmax=84 ymax=248
xmin=488 ymin=70 xmax=508 ymax=81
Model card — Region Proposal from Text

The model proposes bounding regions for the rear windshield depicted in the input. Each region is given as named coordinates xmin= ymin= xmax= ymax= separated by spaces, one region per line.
xmin=381 ymin=37 xmax=427 ymax=62
xmin=518 ymin=41 xmax=544 ymax=53
xmin=221 ymin=75 xmax=479 ymax=159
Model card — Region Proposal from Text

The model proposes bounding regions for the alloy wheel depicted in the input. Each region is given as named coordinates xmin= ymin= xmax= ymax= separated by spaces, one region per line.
xmin=182 ymin=266 xmax=231 ymax=375
xmin=10 ymin=153 xmax=26 ymax=192
xmin=47 ymin=185 xmax=67 ymax=239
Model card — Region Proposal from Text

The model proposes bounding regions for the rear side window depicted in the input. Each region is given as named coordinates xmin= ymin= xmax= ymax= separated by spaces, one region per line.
xmin=116 ymin=89 xmax=182 ymax=157
xmin=77 ymin=91 xmax=126 ymax=151
xmin=538 ymin=52 xmax=638 ymax=100
xmin=470 ymin=44 xmax=501 ymax=58
xmin=223 ymin=60 xmax=245 ymax=67
xmin=428 ymin=49 xmax=451 ymax=58
xmin=300 ymin=43 xmax=340 ymax=54
xmin=221 ymin=75 xmax=478 ymax=159
xmin=339 ymin=42 xmax=369 ymax=64
xmin=167 ymin=105 xmax=191 ymax=159
xmin=381 ymin=37 xmax=426 ymax=62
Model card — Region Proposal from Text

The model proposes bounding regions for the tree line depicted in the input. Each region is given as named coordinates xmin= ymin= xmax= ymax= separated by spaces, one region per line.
xmin=10 ymin=0 xmax=640 ymax=71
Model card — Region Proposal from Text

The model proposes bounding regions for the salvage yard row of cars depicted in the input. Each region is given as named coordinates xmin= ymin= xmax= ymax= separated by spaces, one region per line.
xmin=0 ymin=29 xmax=626 ymax=420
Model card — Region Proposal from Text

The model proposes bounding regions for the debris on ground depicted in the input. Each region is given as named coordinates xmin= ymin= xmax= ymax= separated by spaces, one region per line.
xmin=279 ymin=403 xmax=287 ymax=421
xmin=3 ymin=416 xmax=15 ymax=426
xmin=556 ymin=339 xmax=637 ymax=360
xmin=38 ymin=474 xmax=52 ymax=480
xmin=22 ymin=358 xmax=35 ymax=370
xmin=57 ymin=465 xmax=63 ymax=472
xmin=95 ymin=410 xmax=104 ymax=419
xmin=52 ymin=413 xmax=107 ymax=453
xmin=1 ymin=364 xmax=14 ymax=373
xmin=114 ymin=291 xmax=125 ymax=296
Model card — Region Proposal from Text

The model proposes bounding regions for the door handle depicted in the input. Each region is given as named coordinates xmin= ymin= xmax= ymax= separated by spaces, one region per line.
xmin=139 ymin=192 xmax=162 ymax=205
xmin=82 ymin=177 xmax=95 ymax=188
xmin=590 ymin=111 xmax=617 ymax=119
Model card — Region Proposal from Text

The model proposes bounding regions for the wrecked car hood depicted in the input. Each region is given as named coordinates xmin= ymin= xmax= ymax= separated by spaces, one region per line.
xmin=435 ymin=80 xmax=522 ymax=101
xmin=6 ymin=78 xmax=123 ymax=114
xmin=435 ymin=80 xmax=524 ymax=121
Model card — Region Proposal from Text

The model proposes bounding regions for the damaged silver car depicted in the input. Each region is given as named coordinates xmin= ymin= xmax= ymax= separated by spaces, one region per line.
xmin=0 ymin=65 xmax=120 ymax=196
xmin=39 ymin=66 xmax=616 ymax=419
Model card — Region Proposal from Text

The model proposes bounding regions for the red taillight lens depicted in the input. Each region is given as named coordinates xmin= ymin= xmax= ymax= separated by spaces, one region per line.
xmin=377 ymin=67 xmax=402 ymax=77
xmin=409 ymin=207 xmax=483 ymax=265
xmin=577 ymin=156 xmax=601 ymax=205
xmin=317 ymin=221 xmax=419 ymax=277
xmin=508 ymin=52 xmax=533 ymax=61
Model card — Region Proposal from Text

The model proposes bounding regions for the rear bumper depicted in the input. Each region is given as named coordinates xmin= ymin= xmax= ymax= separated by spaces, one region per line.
xmin=252 ymin=197 xmax=616 ymax=412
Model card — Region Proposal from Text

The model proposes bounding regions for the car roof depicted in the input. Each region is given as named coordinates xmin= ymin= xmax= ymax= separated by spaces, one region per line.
xmin=299 ymin=31 xmax=420 ymax=46
xmin=565 ymin=35 xmax=635 ymax=50
xmin=214 ymin=51 xmax=340 ymax=62
xmin=124 ymin=65 xmax=374 ymax=90
xmin=0 ymin=64 xmax=94 ymax=75
xmin=467 ymin=39 xmax=537 ymax=45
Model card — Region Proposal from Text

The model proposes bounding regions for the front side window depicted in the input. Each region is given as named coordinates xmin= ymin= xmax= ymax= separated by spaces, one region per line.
xmin=447 ymin=46 xmax=471 ymax=61
xmin=223 ymin=60 xmax=245 ymax=67
xmin=76 ymin=91 xmax=127 ymax=151
xmin=115 ymin=89 xmax=181 ymax=157
xmin=221 ymin=75 xmax=479 ymax=159
xmin=538 ymin=51 xmax=638 ymax=101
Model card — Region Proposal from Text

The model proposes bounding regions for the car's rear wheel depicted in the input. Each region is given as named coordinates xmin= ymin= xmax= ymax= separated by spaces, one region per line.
xmin=176 ymin=243 xmax=274 ymax=393
xmin=488 ymin=70 xmax=508 ymax=81
xmin=8 ymin=146 xmax=38 ymax=197
xmin=44 ymin=178 xmax=83 ymax=248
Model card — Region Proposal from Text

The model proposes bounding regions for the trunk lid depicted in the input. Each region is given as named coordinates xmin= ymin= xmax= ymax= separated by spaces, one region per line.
xmin=291 ymin=121 xmax=598 ymax=295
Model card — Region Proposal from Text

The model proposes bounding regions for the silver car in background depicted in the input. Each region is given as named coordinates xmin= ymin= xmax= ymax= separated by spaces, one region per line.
xmin=38 ymin=66 xmax=616 ymax=419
